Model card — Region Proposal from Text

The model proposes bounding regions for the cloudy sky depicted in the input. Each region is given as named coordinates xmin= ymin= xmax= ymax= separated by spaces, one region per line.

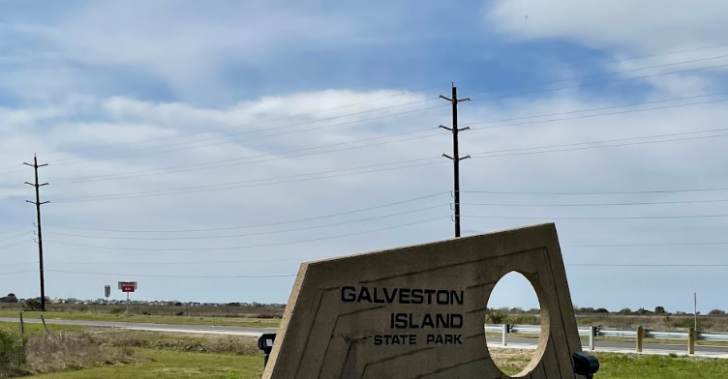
xmin=2 ymin=0 xmax=728 ymax=313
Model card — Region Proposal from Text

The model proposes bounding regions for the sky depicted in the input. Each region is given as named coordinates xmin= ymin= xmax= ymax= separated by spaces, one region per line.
xmin=1 ymin=0 xmax=728 ymax=314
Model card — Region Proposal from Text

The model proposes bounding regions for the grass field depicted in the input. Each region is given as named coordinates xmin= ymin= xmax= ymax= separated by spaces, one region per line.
xmin=0 ymin=311 xmax=281 ymax=328
xmin=26 ymin=348 xmax=728 ymax=379
xmin=2 ymin=322 xmax=727 ymax=378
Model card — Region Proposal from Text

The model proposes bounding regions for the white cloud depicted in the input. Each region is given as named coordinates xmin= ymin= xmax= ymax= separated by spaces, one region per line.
xmin=2 ymin=84 xmax=728 ymax=312
xmin=485 ymin=0 xmax=728 ymax=54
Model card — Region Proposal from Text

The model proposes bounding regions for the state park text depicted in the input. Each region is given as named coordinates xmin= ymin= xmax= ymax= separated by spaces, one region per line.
xmin=340 ymin=286 xmax=465 ymax=346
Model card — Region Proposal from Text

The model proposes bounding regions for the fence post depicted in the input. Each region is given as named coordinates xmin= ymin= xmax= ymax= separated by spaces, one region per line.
xmin=501 ymin=324 xmax=508 ymax=346
xmin=19 ymin=312 xmax=25 ymax=335
xmin=636 ymin=326 xmax=643 ymax=353
xmin=40 ymin=314 xmax=49 ymax=334
xmin=589 ymin=326 xmax=596 ymax=351
xmin=688 ymin=327 xmax=696 ymax=355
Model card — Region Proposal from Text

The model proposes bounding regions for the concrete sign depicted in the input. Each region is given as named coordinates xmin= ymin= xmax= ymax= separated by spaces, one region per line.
xmin=262 ymin=223 xmax=584 ymax=379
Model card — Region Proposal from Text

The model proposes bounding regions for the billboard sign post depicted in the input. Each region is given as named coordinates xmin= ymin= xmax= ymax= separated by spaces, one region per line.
xmin=118 ymin=281 xmax=137 ymax=314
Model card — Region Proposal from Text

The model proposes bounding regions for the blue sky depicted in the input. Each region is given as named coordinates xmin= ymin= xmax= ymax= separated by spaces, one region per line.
xmin=2 ymin=0 xmax=728 ymax=314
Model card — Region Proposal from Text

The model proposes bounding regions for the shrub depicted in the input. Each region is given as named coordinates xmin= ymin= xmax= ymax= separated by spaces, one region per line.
xmin=708 ymin=309 xmax=726 ymax=316
xmin=109 ymin=307 xmax=122 ymax=314
xmin=22 ymin=298 xmax=42 ymax=312
xmin=0 ymin=294 xmax=18 ymax=304
xmin=486 ymin=310 xmax=506 ymax=324
xmin=0 ymin=328 xmax=28 ymax=377
xmin=618 ymin=308 xmax=632 ymax=315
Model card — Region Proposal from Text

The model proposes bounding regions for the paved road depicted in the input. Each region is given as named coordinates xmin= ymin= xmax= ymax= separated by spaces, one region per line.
xmin=0 ymin=317 xmax=276 ymax=337
xmin=3 ymin=317 xmax=728 ymax=356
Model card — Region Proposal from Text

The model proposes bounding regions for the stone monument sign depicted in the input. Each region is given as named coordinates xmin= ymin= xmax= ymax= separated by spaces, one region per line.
xmin=262 ymin=223 xmax=585 ymax=378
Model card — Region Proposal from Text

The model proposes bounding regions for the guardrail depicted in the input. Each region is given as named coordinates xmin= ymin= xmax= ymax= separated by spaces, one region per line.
xmin=485 ymin=324 xmax=728 ymax=354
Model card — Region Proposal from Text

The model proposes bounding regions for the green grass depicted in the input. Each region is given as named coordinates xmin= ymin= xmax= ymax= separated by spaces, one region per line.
xmin=494 ymin=351 xmax=728 ymax=378
xmin=21 ymin=348 xmax=728 ymax=379
xmin=32 ymin=349 xmax=263 ymax=379
xmin=0 ymin=311 xmax=281 ymax=328
xmin=0 ymin=321 xmax=84 ymax=335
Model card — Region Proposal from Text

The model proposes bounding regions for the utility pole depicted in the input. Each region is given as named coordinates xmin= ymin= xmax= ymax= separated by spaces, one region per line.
xmin=694 ymin=292 xmax=698 ymax=331
xmin=24 ymin=155 xmax=49 ymax=312
xmin=440 ymin=83 xmax=470 ymax=238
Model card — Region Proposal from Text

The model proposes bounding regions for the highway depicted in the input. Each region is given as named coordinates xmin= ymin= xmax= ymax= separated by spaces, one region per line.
xmin=3 ymin=317 xmax=728 ymax=357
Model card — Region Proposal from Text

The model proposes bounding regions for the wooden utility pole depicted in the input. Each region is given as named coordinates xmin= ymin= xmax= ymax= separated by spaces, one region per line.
xmin=439 ymin=84 xmax=470 ymax=237
xmin=24 ymin=155 xmax=49 ymax=312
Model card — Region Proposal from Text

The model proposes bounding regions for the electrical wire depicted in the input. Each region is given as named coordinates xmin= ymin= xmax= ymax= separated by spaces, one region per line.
xmin=0 ymin=225 xmax=32 ymax=236
xmin=44 ymin=256 xmax=330 ymax=266
xmin=51 ymin=129 xmax=442 ymax=185
xmin=565 ymin=242 xmax=728 ymax=248
xmin=39 ymin=263 xmax=728 ymax=279
xmin=50 ymin=90 xmax=728 ymax=185
xmin=566 ymin=264 xmax=728 ymax=267
xmin=44 ymin=204 xmax=448 ymax=240
xmin=463 ymin=214 xmax=728 ymax=220
xmin=0 ymin=229 xmax=31 ymax=242
xmin=0 ymin=240 xmax=32 ymax=250
xmin=43 ymin=191 xmax=449 ymax=232
xmin=36 ymin=241 xmax=728 ymax=267
xmin=461 ymin=198 xmax=728 ymax=208
xmin=15 ymin=52 xmax=728 ymax=178
xmin=44 ymin=102 xmax=447 ymax=169
xmin=50 ymin=159 xmax=445 ymax=203
xmin=44 ymin=269 xmax=297 ymax=279
xmin=464 ymin=187 xmax=728 ymax=196
xmin=0 ymin=269 xmax=36 ymax=276
xmin=43 ymin=216 xmax=449 ymax=252
xmin=50 ymin=115 xmax=728 ymax=204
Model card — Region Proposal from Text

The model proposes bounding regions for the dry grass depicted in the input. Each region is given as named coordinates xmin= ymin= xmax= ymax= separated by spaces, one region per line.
xmin=0 ymin=327 xmax=134 ymax=378
xmin=0 ymin=303 xmax=284 ymax=319
xmin=86 ymin=329 xmax=260 ymax=356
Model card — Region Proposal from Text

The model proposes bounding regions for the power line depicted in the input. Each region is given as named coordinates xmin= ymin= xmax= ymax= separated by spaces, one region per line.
xmin=465 ymin=52 xmax=728 ymax=101
xmin=50 ymin=159 xmax=445 ymax=203
xmin=49 ymin=88 xmax=728 ymax=186
xmin=43 ymin=191 xmax=449 ymax=233
xmin=50 ymin=119 xmax=728 ymax=205
xmin=0 ymin=229 xmax=32 ymax=242
xmin=23 ymin=155 xmax=49 ymax=312
xmin=566 ymin=264 xmax=728 ymax=267
xmin=40 ymin=263 xmax=728 ymax=279
xmin=462 ymin=198 xmax=728 ymax=208
xmin=44 ymin=256 xmax=330 ymax=266
xmin=0 ymin=269 xmax=37 ymax=276
xmin=50 ymin=129 xmax=442 ymax=185
xmin=0 ymin=225 xmax=32 ymax=236
xmin=468 ymin=125 xmax=728 ymax=160
xmin=0 ymin=240 xmax=32 ymax=250
xmin=45 ymin=269 xmax=298 ymax=279
xmin=464 ymin=187 xmax=728 ymax=196
xmin=565 ymin=242 xmax=728 ymax=248
xmin=44 ymin=102 xmax=448 ymax=169
xmin=44 ymin=204 xmax=448 ymax=240
xmin=16 ymin=52 xmax=728 ymax=179
xmin=39 ymin=241 xmax=728 ymax=266
xmin=0 ymin=39 xmax=719 ymax=175
xmin=463 ymin=214 xmax=728 ymax=221
xmin=43 ymin=216 xmax=449 ymax=252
